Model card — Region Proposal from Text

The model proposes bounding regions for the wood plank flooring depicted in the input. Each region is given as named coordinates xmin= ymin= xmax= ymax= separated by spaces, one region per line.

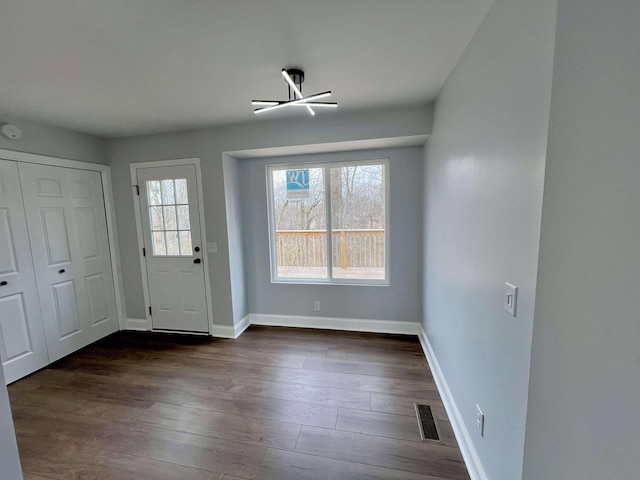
xmin=8 ymin=326 xmax=469 ymax=480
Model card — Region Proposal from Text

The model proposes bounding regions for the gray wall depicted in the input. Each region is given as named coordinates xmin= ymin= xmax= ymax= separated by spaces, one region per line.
xmin=0 ymin=113 xmax=106 ymax=164
xmin=422 ymin=0 xmax=557 ymax=478
xmin=241 ymin=147 xmax=423 ymax=322
xmin=523 ymin=0 xmax=640 ymax=478
xmin=106 ymin=105 xmax=432 ymax=325
xmin=0 ymin=364 xmax=22 ymax=479
xmin=222 ymin=154 xmax=249 ymax=325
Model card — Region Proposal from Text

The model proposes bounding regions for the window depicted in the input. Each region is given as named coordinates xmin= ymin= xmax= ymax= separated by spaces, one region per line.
xmin=146 ymin=178 xmax=193 ymax=256
xmin=267 ymin=159 xmax=388 ymax=285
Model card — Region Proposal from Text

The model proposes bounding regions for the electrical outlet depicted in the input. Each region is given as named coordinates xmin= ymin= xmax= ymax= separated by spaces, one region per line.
xmin=504 ymin=282 xmax=518 ymax=317
xmin=476 ymin=404 xmax=485 ymax=437
xmin=313 ymin=301 xmax=320 ymax=312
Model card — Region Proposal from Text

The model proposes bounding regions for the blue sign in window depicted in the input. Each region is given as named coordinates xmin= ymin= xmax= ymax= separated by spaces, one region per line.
xmin=286 ymin=169 xmax=310 ymax=199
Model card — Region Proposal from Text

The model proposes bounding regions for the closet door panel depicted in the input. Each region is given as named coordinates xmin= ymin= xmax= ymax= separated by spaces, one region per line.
xmin=0 ymin=159 xmax=48 ymax=383
xmin=0 ymin=294 xmax=32 ymax=363
xmin=51 ymin=280 xmax=82 ymax=338
xmin=68 ymin=168 xmax=117 ymax=342
xmin=19 ymin=163 xmax=117 ymax=362
xmin=40 ymin=208 xmax=72 ymax=265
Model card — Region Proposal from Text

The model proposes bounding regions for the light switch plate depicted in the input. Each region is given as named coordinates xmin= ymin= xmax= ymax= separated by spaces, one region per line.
xmin=207 ymin=242 xmax=218 ymax=254
xmin=476 ymin=404 xmax=485 ymax=437
xmin=504 ymin=283 xmax=518 ymax=317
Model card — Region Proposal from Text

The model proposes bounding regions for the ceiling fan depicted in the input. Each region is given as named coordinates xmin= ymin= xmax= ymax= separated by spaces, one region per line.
xmin=252 ymin=68 xmax=338 ymax=116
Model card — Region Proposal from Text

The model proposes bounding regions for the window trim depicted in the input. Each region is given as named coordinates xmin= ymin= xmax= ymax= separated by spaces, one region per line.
xmin=266 ymin=158 xmax=390 ymax=286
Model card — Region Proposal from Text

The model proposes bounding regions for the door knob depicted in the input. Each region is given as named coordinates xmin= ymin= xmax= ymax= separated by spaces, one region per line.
xmin=0 ymin=281 xmax=7 ymax=286
xmin=193 ymin=258 xmax=201 ymax=264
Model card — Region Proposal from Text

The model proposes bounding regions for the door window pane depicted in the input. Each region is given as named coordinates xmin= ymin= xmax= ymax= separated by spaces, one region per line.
xmin=152 ymin=232 xmax=166 ymax=255
xmin=177 ymin=205 xmax=190 ymax=230
xmin=161 ymin=179 xmax=175 ymax=205
xmin=146 ymin=178 xmax=194 ymax=257
xmin=175 ymin=179 xmax=188 ymax=204
xmin=165 ymin=231 xmax=180 ymax=256
xmin=147 ymin=181 xmax=162 ymax=205
xmin=150 ymin=207 xmax=164 ymax=230
xmin=163 ymin=206 xmax=177 ymax=230
xmin=179 ymin=231 xmax=193 ymax=255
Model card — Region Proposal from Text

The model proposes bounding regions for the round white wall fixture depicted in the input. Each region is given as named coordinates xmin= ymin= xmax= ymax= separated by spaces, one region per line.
xmin=1 ymin=124 xmax=22 ymax=140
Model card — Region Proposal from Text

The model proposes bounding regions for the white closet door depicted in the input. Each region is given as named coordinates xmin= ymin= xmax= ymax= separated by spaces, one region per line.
xmin=19 ymin=163 xmax=118 ymax=362
xmin=0 ymin=160 xmax=48 ymax=383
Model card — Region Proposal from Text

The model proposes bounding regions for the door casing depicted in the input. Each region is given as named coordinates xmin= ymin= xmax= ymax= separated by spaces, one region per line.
xmin=130 ymin=158 xmax=213 ymax=334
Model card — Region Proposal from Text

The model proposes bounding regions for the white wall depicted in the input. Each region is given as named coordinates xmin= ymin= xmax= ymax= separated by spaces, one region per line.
xmin=422 ymin=0 xmax=557 ymax=478
xmin=107 ymin=105 xmax=432 ymax=325
xmin=0 ymin=113 xmax=106 ymax=164
xmin=522 ymin=0 xmax=640 ymax=478
xmin=240 ymin=147 xmax=423 ymax=322
xmin=0 ymin=365 xmax=22 ymax=479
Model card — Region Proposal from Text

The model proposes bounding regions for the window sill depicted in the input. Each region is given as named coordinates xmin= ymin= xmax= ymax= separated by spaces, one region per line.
xmin=270 ymin=279 xmax=390 ymax=287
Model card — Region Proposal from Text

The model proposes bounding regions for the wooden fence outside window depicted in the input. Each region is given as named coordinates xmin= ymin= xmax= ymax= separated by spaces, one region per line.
xmin=275 ymin=229 xmax=384 ymax=269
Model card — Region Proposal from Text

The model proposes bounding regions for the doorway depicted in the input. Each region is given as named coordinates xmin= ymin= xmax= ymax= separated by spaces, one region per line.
xmin=131 ymin=159 xmax=211 ymax=333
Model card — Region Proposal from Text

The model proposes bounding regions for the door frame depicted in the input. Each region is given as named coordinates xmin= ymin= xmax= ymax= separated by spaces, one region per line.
xmin=130 ymin=158 xmax=213 ymax=334
xmin=0 ymin=148 xmax=126 ymax=330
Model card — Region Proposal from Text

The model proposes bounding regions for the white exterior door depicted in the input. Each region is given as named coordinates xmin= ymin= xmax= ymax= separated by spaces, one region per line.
xmin=136 ymin=165 xmax=209 ymax=333
xmin=0 ymin=160 xmax=49 ymax=383
xmin=19 ymin=163 xmax=118 ymax=362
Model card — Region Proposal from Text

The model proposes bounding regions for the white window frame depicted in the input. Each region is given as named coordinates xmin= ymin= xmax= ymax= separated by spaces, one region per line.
xmin=266 ymin=158 xmax=390 ymax=286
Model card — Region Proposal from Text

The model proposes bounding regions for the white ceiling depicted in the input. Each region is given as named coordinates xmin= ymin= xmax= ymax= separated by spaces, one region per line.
xmin=0 ymin=0 xmax=493 ymax=138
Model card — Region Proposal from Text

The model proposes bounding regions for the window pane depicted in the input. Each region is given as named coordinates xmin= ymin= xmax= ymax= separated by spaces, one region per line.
xmin=179 ymin=231 xmax=193 ymax=255
xmin=175 ymin=179 xmax=188 ymax=204
xmin=152 ymin=232 xmax=166 ymax=255
xmin=149 ymin=207 xmax=164 ymax=231
xmin=177 ymin=205 xmax=191 ymax=230
xmin=165 ymin=231 xmax=180 ymax=255
xmin=163 ymin=206 xmax=177 ymax=230
xmin=330 ymin=164 xmax=385 ymax=280
xmin=272 ymin=168 xmax=327 ymax=279
xmin=147 ymin=181 xmax=161 ymax=205
xmin=161 ymin=179 xmax=175 ymax=205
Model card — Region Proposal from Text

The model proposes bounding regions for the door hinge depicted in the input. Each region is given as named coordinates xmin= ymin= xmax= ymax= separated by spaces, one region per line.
xmin=148 ymin=306 xmax=152 ymax=316
xmin=134 ymin=184 xmax=140 ymax=195
xmin=142 ymin=247 xmax=146 ymax=257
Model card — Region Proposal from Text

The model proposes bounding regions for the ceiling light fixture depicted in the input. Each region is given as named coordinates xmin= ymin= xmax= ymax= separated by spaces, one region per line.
xmin=281 ymin=68 xmax=315 ymax=116
xmin=252 ymin=68 xmax=337 ymax=116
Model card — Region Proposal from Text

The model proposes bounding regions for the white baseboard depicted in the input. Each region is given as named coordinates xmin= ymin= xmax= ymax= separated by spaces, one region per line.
xmin=234 ymin=315 xmax=251 ymax=337
xmin=125 ymin=316 xmax=250 ymax=339
xmin=210 ymin=325 xmax=236 ymax=338
xmin=211 ymin=315 xmax=251 ymax=339
xmin=125 ymin=314 xmax=417 ymax=336
xmin=418 ymin=326 xmax=488 ymax=480
xmin=125 ymin=318 xmax=149 ymax=331
xmin=249 ymin=313 xmax=420 ymax=335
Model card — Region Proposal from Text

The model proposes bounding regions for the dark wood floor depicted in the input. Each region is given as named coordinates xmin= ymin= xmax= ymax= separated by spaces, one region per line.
xmin=8 ymin=326 xmax=469 ymax=480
